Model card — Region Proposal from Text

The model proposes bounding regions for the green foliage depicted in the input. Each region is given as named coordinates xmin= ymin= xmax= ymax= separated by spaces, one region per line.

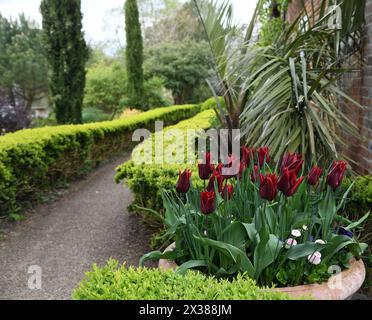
xmin=115 ymin=97 xmax=222 ymax=218
xmin=342 ymin=176 xmax=372 ymax=217
xmin=40 ymin=0 xmax=88 ymax=124
xmin=125 ymin=0 xmax=145 ymax=109
xmin=84 ymin=62 xmax=127 ymax=116
xmin=258 ymin=0 xmax=288 ymax=46
xmin=82 ymin=107 xmax=111 ymax=124
xmin=72 ymin=259 xmax=294 ymax=300
xmin=144 ymin=40 xmax=212 ymax=104
xmin=0 ymin=103 xmax=202 ymax=217
xmin=0 ymin=14 xmax=48 ymax=113
xmin=84 ymin=62 xmax=171 ymax=116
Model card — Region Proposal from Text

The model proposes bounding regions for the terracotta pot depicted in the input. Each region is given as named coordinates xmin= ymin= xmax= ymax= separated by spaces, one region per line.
xmin=158 ymin=242 xmax=366 ymax=300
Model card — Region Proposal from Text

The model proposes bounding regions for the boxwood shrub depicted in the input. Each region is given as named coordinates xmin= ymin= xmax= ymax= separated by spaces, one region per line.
xmin=0 ymin=104 xmax=202 ymax=216
xmin=115 ymin=108 xmax=218 ymax=222
xmin=72 ymin=259 xmax=294 ymax=300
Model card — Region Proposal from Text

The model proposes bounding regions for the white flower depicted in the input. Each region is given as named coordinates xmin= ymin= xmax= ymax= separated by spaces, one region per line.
xmin=308 ymin=251 xmax=322 ymax=265
xmin=291 ymin=229 xmax=301 ymax=238
xmin=285 ymin=238 xmax=297 ymax=249
xmin=302 ymin=225 xmax=308 ymax=231
xmin=315 ymin=239 xmax=326 ymax=245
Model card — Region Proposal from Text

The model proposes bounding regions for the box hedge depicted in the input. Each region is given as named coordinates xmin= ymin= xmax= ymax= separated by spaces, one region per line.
xmin=72 ymin=259 xmax=294 ymax=300
xmin=0 ymin=104 xmax=202 ymax=216
xmin=115 ymin=107 xmax=218 ymax=221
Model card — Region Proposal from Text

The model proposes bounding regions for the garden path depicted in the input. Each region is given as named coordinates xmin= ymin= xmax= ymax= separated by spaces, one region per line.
xmin=0 ymin=153 xmax=154 ymax=300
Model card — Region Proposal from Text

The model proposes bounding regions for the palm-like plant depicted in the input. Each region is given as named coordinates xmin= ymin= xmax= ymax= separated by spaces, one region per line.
xmin=195 ymin=0 xmax=366 ymax=166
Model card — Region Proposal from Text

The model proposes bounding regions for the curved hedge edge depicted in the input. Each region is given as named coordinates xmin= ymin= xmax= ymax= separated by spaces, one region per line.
xmin=0 ymin=102 xmax=203 ymax=217
xmin=72 ymin=259 xmax=298 ymax=300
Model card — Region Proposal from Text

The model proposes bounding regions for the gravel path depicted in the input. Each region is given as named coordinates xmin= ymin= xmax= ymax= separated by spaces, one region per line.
xmin=0 ymin=154 xmax=154 ymax=300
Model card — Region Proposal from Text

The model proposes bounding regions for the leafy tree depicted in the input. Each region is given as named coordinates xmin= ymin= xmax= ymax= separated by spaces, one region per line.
xmin=84 ymin=61 xmax=170 ymax=118
xmin=40 ymin=0 xmax=88 ymax=124
xmin=84 ymin=62 xmax=127 ymax=118
xmin=145 ymin=40 xmax=212 ymax=104
xmin=125 ymin=0 xmax=145 ymax=109
xmin=0 ymin=14 xmax=48 ymax=115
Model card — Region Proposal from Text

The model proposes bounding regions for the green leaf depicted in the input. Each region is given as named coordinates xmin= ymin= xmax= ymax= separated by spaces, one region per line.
xmin=194 ymin=236 xmax=255 ymax=277
xmin=139 ymin=250 xmax=178 ymax=266
xmin=346 ymin=212 xmax=370 ymax=230
xmin=176 ymin=260 xmax=208 ymax=275
xmin=287 ymin=242 xmax=320 ymax=260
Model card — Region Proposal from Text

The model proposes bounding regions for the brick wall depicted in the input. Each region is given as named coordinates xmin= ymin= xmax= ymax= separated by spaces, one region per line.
xmin=287 ymin=0 xmax=372 ymax=174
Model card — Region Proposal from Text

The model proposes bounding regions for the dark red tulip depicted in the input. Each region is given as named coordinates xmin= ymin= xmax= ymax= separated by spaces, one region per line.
xmin=176 ymin=169 xmax=191 ymax=193
xmin=198 ymin=152 xmax=214 ymax=180
xmin=281 ymin=152 xmax=304 ymax=175
xmin=207 ymin=171 xmax=224 ymax=193
xmin=278 ymin=167 xmax=304 ymax=197
xmin=250 ymin=165 xmax=259 ymax=183
xmin=307 ymin=166 xmax=323 ymax=186
xmin=257 ymin=147 xmax=270 ymax=167
xmin=215 ymin=162 xmax=223 ymax=174
xmin=242 ymin=146 xmax=254 ymax=165
xmin=327 ymin=161 xmax=347 ymax=190
xmin=259 ymin=173 xmax=278 ymax=201
xmin=238 ymin=161 xmax=247 ymax=180
xmin=200 ymin=191 xmax=216 ymax=215
xmin=221 ymin=183 xmax=234 ymax=200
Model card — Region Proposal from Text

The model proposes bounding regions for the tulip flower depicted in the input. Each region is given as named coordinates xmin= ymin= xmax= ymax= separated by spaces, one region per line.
xmin=221 ymin=183 xmax=234 ymax=200
xmin=200 ymin=191 xmax=216 ymax=215
xmin=326 ymin=160 xmax=347 ymax=190
xmin=307 ymin=166 xmax=323 ymax=186
xmin=207 ymin=171 xmax=224 ymax=193
xmin=281 ymin=152 xmax=303 ymax=175
xmin=259 ymin=173 xmax=278 ymax=201
xmin=241 ymin=146 xmax=254 ymax=165
xmin=176 ymin=169 xmax=191 ymax=193
xmin=257 ymin=147 xmax=270 ymax=167
xmin=198 ymin=152 xmax=214 ymax=180
xmin=315 ymin=239 xmax=326 ymax=245
xmin=278 ymin=167 xmax=304 ymax=197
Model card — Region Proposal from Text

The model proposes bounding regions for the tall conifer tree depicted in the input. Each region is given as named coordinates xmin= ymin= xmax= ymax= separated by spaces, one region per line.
xmin=40 ymin=0 xmax=88 ymax=124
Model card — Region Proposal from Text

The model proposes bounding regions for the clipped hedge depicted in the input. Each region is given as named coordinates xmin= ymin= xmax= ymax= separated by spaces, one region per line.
xmin=72 ymin=259 xmax=294 ymax=300
xmin=115 ymin=108 xmax=217 ymax=217
xmin=0 ymin=104 xmax=202 ymax=216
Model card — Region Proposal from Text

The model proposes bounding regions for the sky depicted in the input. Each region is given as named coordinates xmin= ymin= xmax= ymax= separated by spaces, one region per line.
xmin=0 ymin=0 xmax=258 ymax=52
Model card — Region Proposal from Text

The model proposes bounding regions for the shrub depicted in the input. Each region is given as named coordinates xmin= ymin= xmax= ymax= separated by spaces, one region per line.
xmin=72 ymin=259 xmax=294 ymax=300
xmin=115 ymin=106 xmax=218 ymax=219
xmin=0 ymin=103 xmax=202 ymax=217
xmin=82 ymin=107 xmax=111 ymax=123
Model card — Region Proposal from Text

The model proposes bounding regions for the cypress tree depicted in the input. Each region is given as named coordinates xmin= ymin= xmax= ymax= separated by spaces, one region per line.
xmin=40 ymin=0 xmax=88 ymax=124
xmin=125 ymin=0 xmax=145 ymax=109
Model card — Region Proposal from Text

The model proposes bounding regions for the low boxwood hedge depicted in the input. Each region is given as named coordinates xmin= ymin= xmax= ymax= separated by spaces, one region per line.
xmin=72 ymin=259 xmax=294 ymax=300
xmin=115 ymin=107 xmax=218 ymax=221
xmin=0 ymin=104 xmax=202 ymax=217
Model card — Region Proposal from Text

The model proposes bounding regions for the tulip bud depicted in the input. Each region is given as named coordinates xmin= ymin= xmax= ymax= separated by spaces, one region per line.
xmin=200 ymin=191 xmax=216 ymax=215
xmin=326 ymin=160 xmax=347 ymax=190
xmin=307 ymin=166 xmax=323 ymax=186
xmin=259 ymin=173 xmax=278 ymax=201
xmin=257 ymin=147 xmax=270 ymax=167
xmin=176 ymin=169 xmax=191 ymax=193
